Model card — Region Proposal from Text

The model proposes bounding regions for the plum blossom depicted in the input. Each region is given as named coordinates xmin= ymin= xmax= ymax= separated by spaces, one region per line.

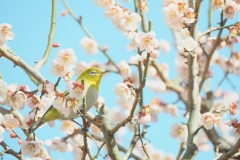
xmin=121 ymin=13 xmax=141 ymax=31
xmin=65 ymin=97 xmax=79 ymax=115
xmin=149 ymin=50 xmax=160 ymax=59
xmin=25 ymin=158 xmax=43 ymax=160
xmin=166 ymin=104 xmax=178 ymax=117
xmin=56 ymin=48 xmax=77 ymax=69
xmin=66 ymin=81 xmax=85 ymax=100
xmin=162 ymin=4 xmax=182 ymax=30
xmin=138 ymin=0 xmax=149 ymax=12
xmin=38 ymin=81 xmax=55 ymax=98
xmin=223 ymin=0 xmax=237 ymax=19
xmin=211 ymin=0 xmax=225 ymax=11
xmin=23 ymin=112 xmax=35 ymax=128
xmin=26 ymin=94 xmax=40 ymax=109
xmin=3 ymin=114 xmax=19 ymax=131
xmin=4 ymin=83 xmax=18 ymax=107
xmin=200 ymin=112 xmax=217 ymax=130
xmin=50 ymin=59 xmax=68 ymax=77
xmin=138 ymin=105 xmax=152 ymax=124
xmin=147 ymin=80 xmax=166 ymax=93
xmin=0 ymin=23 xmax=15 ymax=46
xmin=105 ymin=6 xmax=123 ymax=21
xmin=170 ymin=123 xmax=188 ymax=142
xmin=96 ymin=96 xmax=105 ymax=108
xmin=10 ymin=91 xmax=27 ymax=109
xmin=0 ymin=79 xmax=7 ymax=102
xmin=21 ymin=140 xmax=42 ymax=156
xmin=114 ymin=83 xmax=131 ymax=101
xmin=229 ymin=101 xmax=238 ymax=116
xmin=135 ymin=31 xmax=159 ymax=53
xmin=80 ymin=37 xmax=98 ymax=54
xmin=119 ymin=60 xmax=131 ymax=78
xmin=0 ymin=126 xmax=5 ymax=142
xmin=61 ymin=120 xmax=78 ymax=135
xmin=158 ymin=39 xmax=170 ymax=53
xmin=94 ymin=0 xmax=115 ymax=9
xmin=183 ymin=8 xmax=196 ymax=24
xmin=31 ymin=147 xmax=51 ymax=160
xmin=177 ymin=36 xmax=198 ymax=52
xmin=46 ymin=137 xmax=68 ymax=152
xmin=73 ymin=61 xmax=88 ymax=77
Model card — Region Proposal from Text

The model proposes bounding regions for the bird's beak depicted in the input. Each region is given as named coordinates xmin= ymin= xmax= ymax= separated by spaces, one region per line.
xmin=102 ymin=70 xmax=109 ymax=74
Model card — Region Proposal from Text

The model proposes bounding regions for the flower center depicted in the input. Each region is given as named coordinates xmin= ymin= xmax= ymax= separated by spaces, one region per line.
xmin=169 ymin=11 xmax=176 ymax=18
xmin=215 ymin=0 xmax=223 ymax=5
xmin=226 ymin=6 xmax=234 ymax=14
xmin=204 ymin=116 xmax=213 ymax=124
xmin=62 ymin=54 xmax=71 ymax=63
xmin=2 ymin=25 xmax=11 ymax=35
xmin=144 ymin=37 xmax=152 ymax=46
xmin=57 ymin=65 xmax=64 ymax=72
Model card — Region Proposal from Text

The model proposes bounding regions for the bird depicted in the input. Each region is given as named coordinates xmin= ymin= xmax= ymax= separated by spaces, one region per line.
xmin=29 ymin=67 xmax=108 ymax=133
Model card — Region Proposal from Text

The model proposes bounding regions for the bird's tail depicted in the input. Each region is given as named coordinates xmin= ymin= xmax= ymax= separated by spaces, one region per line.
xmin=28 ymin=118 xmax=45 ymax=134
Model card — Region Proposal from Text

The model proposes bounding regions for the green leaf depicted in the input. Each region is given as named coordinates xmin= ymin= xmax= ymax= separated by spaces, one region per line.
xmin=0 ymin=72 xmax=3 ymax=80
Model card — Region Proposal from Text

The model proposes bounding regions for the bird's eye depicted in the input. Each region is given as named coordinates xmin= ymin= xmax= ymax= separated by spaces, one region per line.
xmin=89 ymin=70 xmax=96 ymax=76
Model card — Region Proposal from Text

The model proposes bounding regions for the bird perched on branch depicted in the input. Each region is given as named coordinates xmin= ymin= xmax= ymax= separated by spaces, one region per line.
xmin=29 ymin=67 xmax=108 ymax=133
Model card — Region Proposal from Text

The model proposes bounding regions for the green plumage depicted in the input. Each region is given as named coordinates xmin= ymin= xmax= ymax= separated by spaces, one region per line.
xmin=29 ymin=67 xmax=106 ymax=133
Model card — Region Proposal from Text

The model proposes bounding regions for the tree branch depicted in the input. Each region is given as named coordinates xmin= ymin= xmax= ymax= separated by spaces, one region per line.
xmin=34 ymin=0 xmax=56 ymax=70
xmin=0 ymin=141 xmax=23 ymax=160
xmin=217 ymin=138 xmax=240 ymax=160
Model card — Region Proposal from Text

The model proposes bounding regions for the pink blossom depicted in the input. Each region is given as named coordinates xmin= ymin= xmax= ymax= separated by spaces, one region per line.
xmin=60 ymin=120 xmax=78 ymax=135
xmin=0 ymin=23 xmax=15 ymax=46
xmin=10 ymin=91 xmax=27 ymax=109
xmin=135 ymin=31 xmax=159 ymax=53
xmin=56 ymin=48 xmax=77 ymax=69
xmin=23 ymin=112 xmax=35 ymax=128
xmin=166 ymin=104 xmax=178 ymax=117
xmin=149 ymin=50 xmax=160 ymax=59
xmin=114 ymin=83 xmax=131 ymax=101
xmin=158 ymin=39 xmax=170 ymax=53
xmin=61 ymin=10 xmax=68 ymax=16
xmin=64 ymin=70 xmax=74 ymax=83
xmin=170 ymin=123 xmax=188 ymax=142
xmin=94 ymin=0 xmax=115 ymax=9
xmin=31 ymin=147 xmax=51 ymax=160
xmin=66 ymin=81 xmax=85 ymax=100
xmin=27 ymin=94 xmax=40 ymax=109
xmin=46 ymin=137 xmax=68 ymax=152
xmin=96 ymin=96 xmax=105 ymax=109
xmin=52 ymin=42 xmax=60 ymax=48
xmin=177 ymin=36 xmax=198 ymax=52
xmin=53 ymin=92 xmax=66 ymax=115
xmin=162 ymin=4 xmax=183 ymax=30
xmin=229 ymin=102 xmax=238 ymax=116
xmin=200 ymin=112 xmax=217 ymax=130
xmin=121 ymin=13 xmax=141 ymax=31
xmin=147 ymin=80 xmax=166 ymax=93
xmin=212 ymin=0 xmax=225 ymax=11
xmin=3 ymin=114 xmax=19 ymax=131
xmin=73 ymin=61 xmax=88 ymax=77
xmin=38 ymin=81 xmax=55 ymax=97
xmin=21 ymin=140 xmax=41 ymax=156
xmin=138 ymin=105 xmax=152 ymax=124
xmin=183 ymin=8 xmax=196 ymax=24
xmin=119 ymin=60 xmax=131 ymax=78
xmin=0 ymin=79 xmax=8 ymax=102
xmin=223 ymin=0 xmax=237 ymax=19
xmin=138 ymin=0 xmax=149 ymax=12
xmin=4 ymin=83 xmax=18 ymax=107
xmin=80 ymin=37 xmax=98 ymax=54
xmin=65 ymin=97 xmax=79 ymax=115
xmin=50 ymin=59 xmax=68 ymax=77
xmin=105 ymin=6 xmax=123 ymax=20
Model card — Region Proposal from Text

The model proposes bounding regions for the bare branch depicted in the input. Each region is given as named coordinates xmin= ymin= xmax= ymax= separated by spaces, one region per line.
xmin=0 ymin=141 xmax=23 ymax=160
xmin=34 ymin=0 xmax=56 ymax=70
xmin=217 ymin=138 xmax=240 ymax=160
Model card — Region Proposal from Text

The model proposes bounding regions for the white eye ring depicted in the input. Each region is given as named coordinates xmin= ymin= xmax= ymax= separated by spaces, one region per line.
xmin=89 ymin=70 xmax=96 ymax=76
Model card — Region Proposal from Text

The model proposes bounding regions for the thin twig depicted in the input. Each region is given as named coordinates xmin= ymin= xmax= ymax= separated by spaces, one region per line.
xmin=34 ymin=0 xmax=56 ymax=70
xmin=62 ymin=0 xmax=119 ymax=71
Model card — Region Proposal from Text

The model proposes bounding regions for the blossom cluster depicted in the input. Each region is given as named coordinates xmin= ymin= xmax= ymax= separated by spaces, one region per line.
xmin=0 ymin=23 xmax=14 ymax=46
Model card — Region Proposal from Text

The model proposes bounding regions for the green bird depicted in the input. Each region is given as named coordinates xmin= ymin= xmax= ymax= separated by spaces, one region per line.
xmin=29 ymin=67 xmax=107 ymax=133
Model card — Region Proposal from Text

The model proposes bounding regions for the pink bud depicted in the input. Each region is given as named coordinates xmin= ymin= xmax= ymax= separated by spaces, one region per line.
xmin=18 ymin=139 xmax=23 ymax=144
xmin=150 ymin=50 xmax=159 ymax=59
xmin=61 ymin=10 xmax=68 ymax=16
xmin=103 ymin=45 xmax=109 ymax=52
xmin=10 ymin=132 xmax=17 ymax=138
xmin=52 ymin=42 xmax=60 ymax=48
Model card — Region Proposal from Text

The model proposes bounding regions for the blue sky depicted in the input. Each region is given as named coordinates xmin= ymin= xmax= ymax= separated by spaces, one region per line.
xmin=0 ymin=1 xmax=240 ymax=160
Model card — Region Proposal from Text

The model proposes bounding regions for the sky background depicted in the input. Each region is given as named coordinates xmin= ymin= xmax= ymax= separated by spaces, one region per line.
xmin=0 ymin=0 xmax=240 ymax=160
